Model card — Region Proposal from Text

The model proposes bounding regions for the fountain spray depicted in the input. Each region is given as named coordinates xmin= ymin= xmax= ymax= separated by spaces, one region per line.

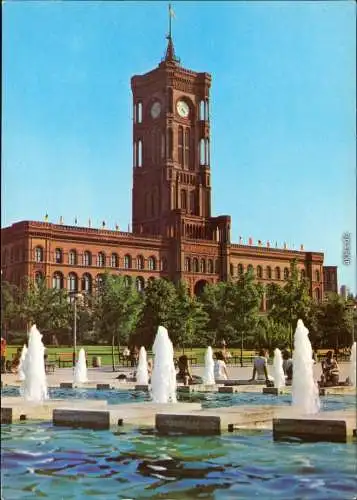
xmin=151 ymin=326 xmax=177 ymax=403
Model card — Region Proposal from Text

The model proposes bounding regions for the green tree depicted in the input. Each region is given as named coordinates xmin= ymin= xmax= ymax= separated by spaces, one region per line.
xmin=170 ymin=281 xmax=209 ymax=350
xmin=267 ymin=260 xmax=312 ymax=351
xmin=1 ymin=280 xmax=20 ymax=338
xmin=136 ymin=278 xmax=177 ymax=347
xmin=200 ymin=281 xmax=236 ymax=346
xmin=227 ymin=269 xmax=264 ymax=365
xmin=18 ymin=277 xmax=71 ymax=338
xmin=313 ymin=293 xmax=354 ymax=349
xmin=93 ymin=274 xmax=143 ymax=348
xmin=255 ymin=316 xmax=291 ymax=351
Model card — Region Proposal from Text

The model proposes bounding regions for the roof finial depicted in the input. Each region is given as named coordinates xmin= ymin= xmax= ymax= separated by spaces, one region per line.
xmin=168 ymin=3 xmax=175 ymax=39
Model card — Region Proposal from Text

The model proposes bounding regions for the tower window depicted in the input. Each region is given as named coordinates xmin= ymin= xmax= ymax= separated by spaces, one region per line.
xmin=199 ymin=100 xmax=205 ymax=120
xmin=200 ymin=139 xmax=205 ymax=165
xmin=315 ymin=270 xmax=320 ymax=282
xmin=190 ymin=191 xmax=196 ymax=215
xmin=138 ymin=140 xmax=143 ymax=167
xmin=181 ymin=190 xmax=187 ymax=210
xmin=184 ymin=128 xmax=190 ymax=168
xmin=178 ymin=126 xmax=184 ymax=166
xmin=167 ymin=128 xmax=173 ymax=159
xmin=137 ymin=101 xmax=143 ymax=123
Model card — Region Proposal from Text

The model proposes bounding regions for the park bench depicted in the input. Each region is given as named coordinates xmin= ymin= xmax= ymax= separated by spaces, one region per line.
xmin=45 ymin=360 xmax=56 ymax=374
xmin=57 ymin=353 xmax=73 ymax=367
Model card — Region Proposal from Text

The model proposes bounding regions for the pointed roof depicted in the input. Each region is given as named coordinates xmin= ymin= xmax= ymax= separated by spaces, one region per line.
xmin=162 ymin=34 xmax=180 ymax=65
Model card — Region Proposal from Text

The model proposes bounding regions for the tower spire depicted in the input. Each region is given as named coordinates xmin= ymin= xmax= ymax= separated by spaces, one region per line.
xmin=163 ymin=3 xmax=180 ymax=64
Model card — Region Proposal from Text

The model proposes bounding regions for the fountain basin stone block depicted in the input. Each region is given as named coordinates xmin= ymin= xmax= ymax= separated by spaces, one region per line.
xmin=263 ymin=387 xmax=287 ymax=395
xmin=221 ymin=379 xmax=266 ymax=386
xmin=156 ymin=413 xmax=221 ymax=435
xmin=273 ymin=410 xmax=356 ymax=443
xmin=54 ymin=409 xmax=110 ymax=429
xmin=177 ymin=384 xmax=217 ymax=393
xmin=135 ymin=385 xmax=149 ymax=392
xmin=218 ymin=386 xmax=240 ymax=393
xmin=319 ymin=386 xmax=355 ymax=396
xmin=97 ymin=383 xmax=112 ymax=390
xmin=1 ymin=407 xmax=12 ymax=424
xmin=60 ymin=383 xmax=73 ymax=389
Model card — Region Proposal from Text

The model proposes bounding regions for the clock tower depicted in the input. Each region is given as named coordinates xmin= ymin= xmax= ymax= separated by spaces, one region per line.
xmin=131 ymin=34 xmax=214 ymax=238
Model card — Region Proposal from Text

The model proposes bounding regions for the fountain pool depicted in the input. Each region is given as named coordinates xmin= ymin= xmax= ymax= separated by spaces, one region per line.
xmin=2 ymin=416 xmax=356 ymax=499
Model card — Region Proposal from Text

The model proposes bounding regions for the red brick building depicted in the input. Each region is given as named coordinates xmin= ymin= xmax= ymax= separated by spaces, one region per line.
xmin=1 ymin=35 xmax=337 ymax=306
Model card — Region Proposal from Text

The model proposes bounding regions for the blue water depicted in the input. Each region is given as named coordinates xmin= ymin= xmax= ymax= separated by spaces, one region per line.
xmin=1 ymin=387 xmax=356 ymax=499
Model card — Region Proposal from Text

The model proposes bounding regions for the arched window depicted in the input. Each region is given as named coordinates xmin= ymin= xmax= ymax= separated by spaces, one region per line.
xmin=148 ymin=256 xmax=156 ymax=271
xmin=185 ymin=257 xmax=191 ymax=272
xmin=184 ymin=128 xmax=190 ymax=168
xmin=247 ymin=264 xmax=254 ymax=275
xmin=161 ymin=257 xmax=168 ymax=271
xmin=257 ymin=265 xmax=263 ymax=278
xmin=52 ymin=272 xmax=63 ymax=289
xmin=230 ymin=263 xmax=234 ymax=276
xmin=178 ymin=126 xmax=184 ymax=166
xmin=34 ymin=246 xmax=44 ymax=263
xmin=124 ymin=254 xmax=131 ymax=269
xmin=200 ymin=259 xmax=206 ymax=273
xmin=137 ymin=255 xmax=144 ymax=270
xmin=167 ymin=128 xmax=173 ymax=159
xmin=138 ymin=140 xmax=143 ymax=167
xmin=275 ymin=267 xmax=281 ymax=280
xmin=55 ymin=248 xmax=63 ymax=264
xmin=300 ymin=269 xmax=306 ymax=280
xmin=200 ymin=139 xmax=205 ymax=165
xmin=96 ymin=274 xmax=104 ymax=292
xmin=137 ymin=101 xmax=142 ymax=123
xmin=208 ymin=259 xmax=214 ymax=273
xmin=315 ymin=270 xmax=320 ymax=282
xmin=124 ymin=275 xmax=132 ymax=288
xmin=315 ymin=288 xmax=320 ymax=302
xmin=82 ymin=273 xmax=92 ymax=293
xmin=69 ymin=250 xmax=77 ymax=266
xmin=238 ymin=264 xmax=244 ymax=275
xmin=68 ymin=272 xmax=78 ymax=292
xmin=111 ymin=253 xmax=119 ymax=268
xmin=181 ymin=190 xmax=187 ymax=210
xmin=193 ymin=258 xmax=199 ymax=273
xmin=266 ymin=266 xmax=272 ymax=279
xmin=97 ymin=252 xmax=105 ymax=267
xmin=35 ymin=272 xmax=44 ymax=286
xmin=284 ymin=267 xmax=289 ymax=280
xmin=136 ymin=276 xmax=145 ymax=292
xmin=215 ymin=259 xmax=220 ymax=273
xmin=83 ymin=251 xmax=92 ymax=266
xmin=199 ymin=100 xmax=205 ymax=120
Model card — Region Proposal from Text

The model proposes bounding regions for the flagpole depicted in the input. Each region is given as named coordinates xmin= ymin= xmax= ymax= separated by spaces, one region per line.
xmin=168 ymin=3 xmax=172 ymax=38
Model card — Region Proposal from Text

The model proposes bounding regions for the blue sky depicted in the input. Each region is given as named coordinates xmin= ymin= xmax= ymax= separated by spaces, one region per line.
xmin=2 ymin=1 xmax=356 ymax=292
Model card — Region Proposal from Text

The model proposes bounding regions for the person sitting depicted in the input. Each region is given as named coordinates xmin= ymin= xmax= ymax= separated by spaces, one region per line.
xmin=214 ymin=351 xmax=229 ymax=381
xmin=122 ymin=346 xmax=130 ymax=359
xmin=11 ymin=348 xmax=22 ymax=374
xmin=250 ymin=348 xmax=274 ymax=385
xmin=176 ymin=355 xmax=193 ymax=386
xmin=320 ymin=351 xmax=340 ymax=386
xmin=282 ymin=350 xmax=293 ymax=382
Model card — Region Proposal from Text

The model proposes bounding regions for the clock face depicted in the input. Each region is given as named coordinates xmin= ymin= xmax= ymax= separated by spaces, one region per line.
xmin=150 ymin=101 xmax=161 ymax=119
xmin=176 ymin=100 xmax=190 ymax=118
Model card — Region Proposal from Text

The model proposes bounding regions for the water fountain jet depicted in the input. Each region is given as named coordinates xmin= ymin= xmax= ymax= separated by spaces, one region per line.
xmin=18 ymin=345 xmax=28 ymax=382
xmin=151 ymin=326 xmax=177 ymax=403
xmin=273 ymin=348 xmax=285 ymax=390
xmin=74 ymin=348 xmax=88 ymax=384
xmin=136 ymin=346 xmax=149 ymax=385
xmin=203 ymin=346 xmax=215 ymax=385
xmin=20 ymin=325 xmax=48 ymax=402
xmin=292 ymin=319 xmax=320 ymax=414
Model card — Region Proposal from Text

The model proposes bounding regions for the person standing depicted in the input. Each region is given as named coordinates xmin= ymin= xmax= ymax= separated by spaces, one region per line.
xmin=1 ymin=337 xmax=7 ymax=373
xmin=214 ymin=351 xmax=229 ymax=381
